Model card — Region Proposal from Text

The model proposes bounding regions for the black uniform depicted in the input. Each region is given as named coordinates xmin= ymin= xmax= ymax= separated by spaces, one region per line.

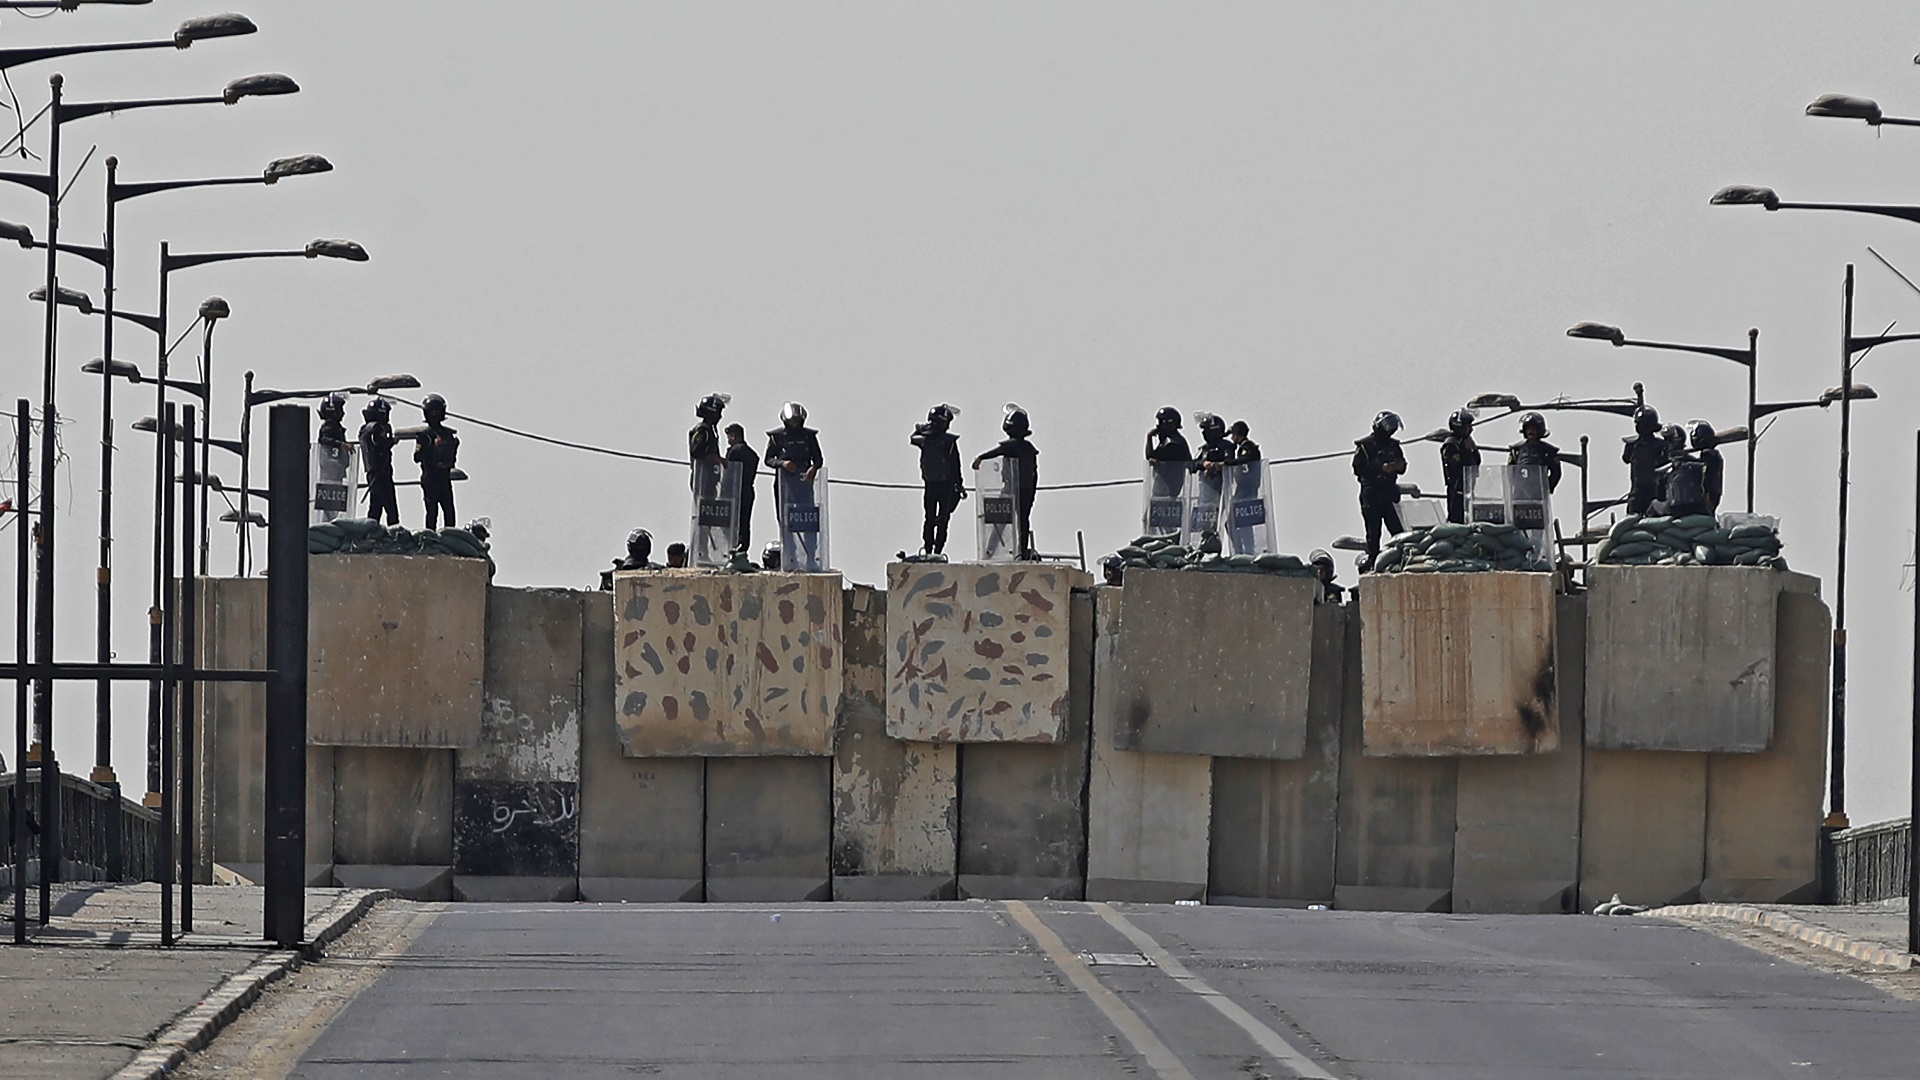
xmin=766 ymin=425 xmax=825 ymax=554
xmin=1233 ymin=437 xmax=1262 ymax=463
xmin=1352 ymin=432 xmax=1406 ymax=566
xmin=976 ymin=435 xmax=1039 ymax=557
xmin=1440 ymin=433 xmax=1480 ymax=524
xmin=1145 ymin=430 xmax=1192 ymax=464
xmin=727 ymin=441 xmax=761 ymax=548
xmin=688 ymin=421 xmax=721 ymax=468
xmin=1508 ymin=438 xmax=1563 ymax=491
xmin=912 ymin=424 xmax=965 ymax=555
xmin=358 ymin=419 xmax=399 ymax=525
xmin=1622 ymin=434 xmax=1666 ymax=515
xmin=1700 ymin=446 xmax=1724 ymax=513
xmin=413 ymin=422 xmax=459 ymax=531
xmin=1194 ymin=433 xmax=1233 ymax=472
xmin=317 ymin=417 xmax=348 ymax=448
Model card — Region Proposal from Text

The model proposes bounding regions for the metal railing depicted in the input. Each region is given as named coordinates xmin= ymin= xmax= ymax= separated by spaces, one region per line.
xmin=1830 ymin=816 xmax=1911 ymax=905
xmin=1 ymin=770 xmax=160 ymax=890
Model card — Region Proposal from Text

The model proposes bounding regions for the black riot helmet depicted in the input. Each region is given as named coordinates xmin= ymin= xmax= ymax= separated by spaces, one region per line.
xmin=1197 ymin=411 xmax=1225 ymax=438
xmin=363 ymin=396 xmax=391 ymax=422
xmin=1662 ymin=424 xmax=1686 ymax=453
xmin=318 ymin=392 xmax=346 ymax=422
xmin=1310 ymin=548 xmax=1334 ymax=570
xmin=1633 ymin=405 xmax=1660 ymax=435
xmin=927 ymin=402 xmax=959 ymax=431
xmin=1520 ymin=411 xmax=1549 ymax=439
xmin=423 ymin=393 xmax=448 ymax=424
xmin=1002 ymin=402 xmax=1030 ymax=438
xmin=626 ymin=528 xmax=652 ymax=560
xmin=1448 ymin=407 xmax=1475 ymax=434
xmin=1688 ymin=419 xmax=1717 ymax=450
xmin=761 ymin=540 xmax=782 ymax=570
xmin=1372 ymin=410 xmax=1403 ymax=437
xmin=1154 ymin=406 xmax=1182 ymax=431
xmin=696 ymin=392 xmax=731 ymax=421
xmin=780 ymin=401 xmax=807 ymax=428
xmin=1229 ymin=419 xmax=1250 ymax=438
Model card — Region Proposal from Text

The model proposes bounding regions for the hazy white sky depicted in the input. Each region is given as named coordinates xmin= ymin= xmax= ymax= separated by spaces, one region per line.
xmin=1 ymin=1 xmax=1917 ymax=822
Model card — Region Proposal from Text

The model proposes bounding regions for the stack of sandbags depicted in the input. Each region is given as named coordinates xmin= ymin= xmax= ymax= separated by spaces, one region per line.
xmin=308 ymin=517 xmax=491 ymax=563
xmin=1110 ymin=532 xmax=1317 ymax=577
xmin=1370 ymin=521 xmax=1550 ymax=574
xmin=1593 ymin=514 xmax=1786 ymax=568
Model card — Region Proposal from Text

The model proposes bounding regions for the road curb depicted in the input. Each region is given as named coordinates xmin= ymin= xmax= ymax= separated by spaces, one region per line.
xmin=108 ymin=888 xmax=396 ymax=1080
xmin=1654 ymin=902 xmax=1915 ymax=971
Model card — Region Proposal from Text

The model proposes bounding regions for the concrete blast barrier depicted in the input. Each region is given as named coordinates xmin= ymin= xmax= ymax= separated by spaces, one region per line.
xmin=577 ymin=591 xmax=704 ymax=902
xmin=454 ymin=587 xmax=585 ymax=902
xmin=1451 ymin=595 xmax=1586 ymax=914
xmin=1086 ymin=587 xmax=1210 ymax=902
xmin=957 ymin=589 xmax=1094 ymax=899
xmin=1579 ymin=749 xmax=1706 ymax=910
xmin=1360 ymin=571 xmax=1559 ymax=756
xmin=706 ymin=757 xmax=832 ymax=901
xmin=614 ymin=572 xmax=842 ymax=756
xmin=885 ymin=562 xmax=1087 ymax=743
xmin=833 ymin=584 xmax=958 ymax=901
xmin=332 ymin=746 xmax=456 ymax=900
xmin=1584 ymin=566 xmax=1803 ymax=752
xmin=1208 ymin=603 xmax=1349 ymax=906
xmin=1109 ymin=570 xmax=1317 ymax=759
xmin=308 ymin=555 xmax=489 ymax=748
xmin=1702 ymin=589 xmax=1830 ymax=902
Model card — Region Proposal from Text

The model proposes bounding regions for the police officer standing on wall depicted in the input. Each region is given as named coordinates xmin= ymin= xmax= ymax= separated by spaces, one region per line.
xmin=1352 ymin=410 xmax=1407 ymax=571
xmin=1145 ymin=406 xmax=1191 ymax=466
xmin=1439 ymin=407 xmax=1480 ymax=524
xmin=689 ymin=392 xmax=729 ymax=469
xmin=1228 ymin=420 xmax=1260 ymax=462
xmin=1690 ymin=419 xmax=1725 ymax=514
xmin=766 ymin=402 xmax=824 ymax=481
xmin=1622 ymin=405 xmax=1666 ymax=515
xmin=1508 ymin=411 xmax=1563 ymax=492
xmin=413 ymin=393 xmax=460 ymax=531
xmin=724 ymin=423 xmax=760 ymax=549
xmin=316 ymin=391 xmax=349 ymax=448
xmin=1194 ymin=411 xmax=1232 ymax=475
xmin=973 ymin=403 xmax=1039 ymax=560
xmin=359 ymin=397 xmax=399 ymax=526
xmin=912 ymin=403 xmax=965 ymax=557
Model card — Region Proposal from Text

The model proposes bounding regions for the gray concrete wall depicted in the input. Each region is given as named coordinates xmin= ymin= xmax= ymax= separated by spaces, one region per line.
xmin=308 ymin=555 xmax=489 ymax=748
xmin=1585 ymin=566 xmax=1782 ymax=752
xmin=1086 ymin=587 xmax=1211 ymax=902
xmin=1451 ymin=595 xmax=1586 ymax=914
xmin=1702 ymin=589 xmax=1830 ymax=902
xmin=331 ymin=745 xmax=454 ymax=900
xmin=1207 ymin=603 xmax=1349 ymax=906
xmin=833 ymin=584 xmax=958 ymax=901
xmin=1108 ymin=570 xmax=1316 ymax=759
xmin=706 ymin=757 xmax=832 ymax=901
xmin=1579 ymin=748 xmax=1706 ymax=910
xmin=956 ymin=589 xmax=1094 ymax=899
xmin=577 ymin=590 xmax=704 ymax=901
xmin=454 ymin=587 xmax=585 ymax=901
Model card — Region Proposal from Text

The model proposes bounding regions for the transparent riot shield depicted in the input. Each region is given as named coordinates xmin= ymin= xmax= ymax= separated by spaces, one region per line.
xmin=310 ymin=442 xmax=358 ymax=524
xmin=1222 ymin=460 xmax=1275 ymax=556
xmin=1468 ymin=461 xmax=1508 ymax=526
xmin=1186 ymin=466 xmax=1226 ymax=544
xmin=689 ymin=459 xmax=742 ymax=567
xmin=1142 ymin=461 xmax=1189 ymax=539
xmin=977 ymin=456 xmax=1022 ymax=562
xmin=1398 ymin=498 xmax=1448 ymax=531
xmin=776 ymin=466 xmax=829 ymax=572
xmin=1508 ymin=460 xmax=1552 ymax=561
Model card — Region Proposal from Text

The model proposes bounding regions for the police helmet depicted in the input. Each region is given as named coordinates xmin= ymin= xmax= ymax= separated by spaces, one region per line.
xmin=1448 ymin=407 xmax=1475 ymax=434
xmin=422 ymin=393 xmax=448 ymax=422
xmin=780 ymin=401 xmax=807 ymax=426
xmin=318 ymin=392 xmax=346 ymax=420
xmin=760 ymin=540 xmax=782 ymax=569
xmin=1003 ymin=403 xmax=1031 ymax=438
xmin=363 ymin=397 xmax=391 ymax=421
xmin=1688 ymin=419 xmax=1717 ymax=450
xmin=1310 ymin=548 xmax=1334 ymax=568
xmin=1229 ymin=419 xmax=1250 ymax=437
xmin=1633 ymin=405 xmax=1660 ymax=434
xmin=696 ymin=392 xmax=731 ymax=420
xmin=1520 ymin=411 xmax=1549 ymax=438
xmin=1154 ymin=406 xmax=1181 ymax=429
xmin=626 ymin=528 xmax=652 ymax=555
xmin=1196 ymin=411 xmax=1225 ymax=436
xmin=1372 ymin=410 xmax=1403 ymax=437
xmin=927 ymin=402 xmax=960 ymax=427
xmin=1662 ymin=423 xmax=1686 ymax=450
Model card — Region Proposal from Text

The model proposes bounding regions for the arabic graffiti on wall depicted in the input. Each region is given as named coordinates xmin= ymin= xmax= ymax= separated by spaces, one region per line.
xmin=453 ymin=778 xmax=580 ymax=877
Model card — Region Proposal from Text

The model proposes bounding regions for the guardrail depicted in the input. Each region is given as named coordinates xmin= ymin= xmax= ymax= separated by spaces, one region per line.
xmin=0 ymin=770 xmax=160 ymax=889
xmin=1830 ymin=816 xmax=1911 ymax=905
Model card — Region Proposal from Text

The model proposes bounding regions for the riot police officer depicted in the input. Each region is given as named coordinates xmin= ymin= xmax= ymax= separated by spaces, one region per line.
xmin=1508 ymin=411 xmax=1563 ymax=492
xmin=413 ymin=393 xmax=460 ymax=531
xmin=1690 ymin=419 xmax=1724 ymax=514
xmin=316 ymin=391 xmax=349 ymax=448
xmin=766 ymin=402 xmax=825 ymax=567
xmin=1228 ymin=420 xmax=1261 ymax=462
xmin=1194 ymin=411 xmax=1232 ymax=475
xmin=1145 ymin=406 xmax=1191 ymax=465
xmin=1622 ymin=405 xmax=1666 ymax=515
xmin=1439 ymin=407 xmax=1480 ymax=524
xmin=912 ymin=403 xmax=966 ymax=556
xmin=973 ymin=404 xmax=1039 ymax=559
xmin=358 ymin=397 xmax=399 ymax=526
xmin=689 ymin=392 xmax=730 ymax=467
xmin=1352 ymin=410 xmax=1407 ymax=570
xmin=1311 ymin=549 xmax=1344 ymax=603
xmin=599 ymin=527 xmax=658 ymax=589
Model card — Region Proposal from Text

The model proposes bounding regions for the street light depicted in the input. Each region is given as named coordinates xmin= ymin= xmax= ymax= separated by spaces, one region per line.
xmin=1566 ymin=320 xmax=1759 ymax=511
xmin=1711 ymin=184 xmax=1920 ymax=229
xmin=1804 ymin=94 xmax=1920 ymax=127
xmin=0 ymin=13 xmax=255 ymax=72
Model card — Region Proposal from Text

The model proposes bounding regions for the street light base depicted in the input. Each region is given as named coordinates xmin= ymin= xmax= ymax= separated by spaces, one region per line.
xmin=1823 ymin=810 xmax=1851 ymax=828
xmin=88 ymin=765 xmax=116 ymax=784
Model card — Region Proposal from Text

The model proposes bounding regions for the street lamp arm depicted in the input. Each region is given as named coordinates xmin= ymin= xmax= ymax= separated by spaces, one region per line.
xmin=1752 ymin=400 xmax=1827 ymax=419
xmin=162 ymin=249 xmax=304 ymax=272
xmin=0 ymin=170 xmax=53 ymax=197
xmin=1616 ymin=337 xmax=1755 ymax=367
xmin=0 ymin=38 xmax=174 ymax=72
xmin=1847 ymin=330 xmax=1920 ymax=353
xmin=112 ymin=174 xmax=265 ymax=203
xmin=60 ymin=94 xmax=224 ymax=123
xmin=1773 ymin=201 xmax=1920 ymax=227
xmin=24 ymin=237 xmax=108 ymax=268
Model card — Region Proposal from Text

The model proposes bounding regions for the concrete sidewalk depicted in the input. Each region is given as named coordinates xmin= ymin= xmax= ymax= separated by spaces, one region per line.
xmin=0 ymin=883 xmax=387 ymax=1080
xmin=1658 ymin=898 xmax=1918 ymax=969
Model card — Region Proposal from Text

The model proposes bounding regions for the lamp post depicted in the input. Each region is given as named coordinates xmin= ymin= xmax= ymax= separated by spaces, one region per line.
xmin=1565 ymin=321 xmax=1759 ymax=512
xmin=1711 ymin=184 xmax=1920 ymax=230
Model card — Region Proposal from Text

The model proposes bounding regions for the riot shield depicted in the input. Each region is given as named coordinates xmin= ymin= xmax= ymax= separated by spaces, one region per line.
xmin=1142 ymin=461 xmax=1189 ymax=539
xmin=1222 ymin=460 xmax=1275 ymax=556
xmin=776 ymin=465 xmax=830 ymax=572
xmin=1186 ymin=466 xmax=1226 ymax=544
xmin=1508 ymin=460 xmax=1552 ymax=561
xmin=310 ymin=442 xmax=358 ymax=524
xmin=689 ymin=459 xmax=742 ymax=567
xmin=1666 ymin=459 xmax=1707 ymax=514
xmin=977 ymin=456 xmax=1022 ymax=562
xmin=1468 ymin=461 xmax=1508 ymax=526
xmin=1398 ymin=498 xmax=1448 ymax=531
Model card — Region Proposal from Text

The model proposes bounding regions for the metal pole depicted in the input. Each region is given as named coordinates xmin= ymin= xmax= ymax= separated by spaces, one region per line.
xmin=178 ymin=403 xmax=196 ymax=934
xmin=1579 ymin=434 xmax=1590 ymax=548
xmin=31 ymin=73 xmax=64 ymax=898
xmin=159 ymin=403 xmax=175 ymax=946
xmin=1746 ymin=327 xmax=1758 ymax=513
xmin=144 ymin=243 xmax=169 ymax=803
xmin=1908 ymin=426 xmax=1918 ymax=957
xmin=264 ymin=404 xmax=309 ymax=948
xmin=96 ymin=155 xmax=120 ymax=877
xmin=13 ymin=399 xmax=29 ymax=943
xmin=1831 ymin=265 xmax=1853 ymax=828
xmin=238 ymin=371 xmax=252 ymax=575
xmin=197 ymin=323 xmax=210 ymax=576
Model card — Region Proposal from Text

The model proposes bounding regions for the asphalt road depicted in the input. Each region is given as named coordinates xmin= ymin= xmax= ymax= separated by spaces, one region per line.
xmin=282 ymin=901 xmax=1920 ymax=1079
